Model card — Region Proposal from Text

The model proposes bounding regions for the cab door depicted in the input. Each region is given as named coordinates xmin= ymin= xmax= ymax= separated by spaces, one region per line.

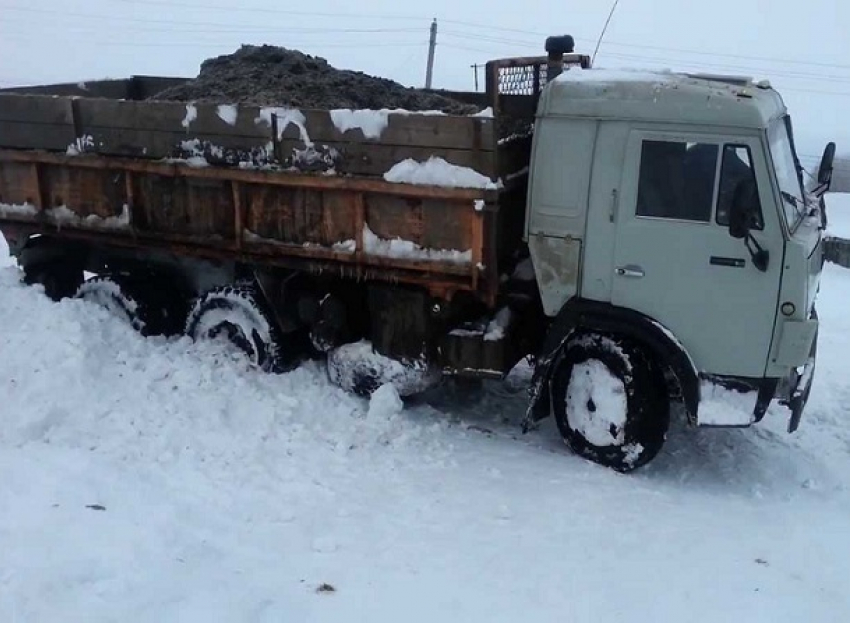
xmin=610 ymin=132 xmax=783 ymax=378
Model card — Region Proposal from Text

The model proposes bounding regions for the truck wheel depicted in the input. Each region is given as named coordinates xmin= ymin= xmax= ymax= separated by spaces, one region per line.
xmin=551 ymin=333 xmax=669 ymax=472
xmin=75 ymin=275 xmax=147 ymax=334
xmin=185 ymin=284 xmax=285 ymax=373
xmin=24 ymin=260 xmax=83 ymax=301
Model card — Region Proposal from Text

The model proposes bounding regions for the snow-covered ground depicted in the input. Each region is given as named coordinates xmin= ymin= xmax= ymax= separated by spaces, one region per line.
xmin=1 ymin=197 xmax=850 ymax=622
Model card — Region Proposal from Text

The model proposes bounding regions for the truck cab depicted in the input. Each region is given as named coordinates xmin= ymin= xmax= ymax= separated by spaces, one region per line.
xmin=524 ymin=66 xmax=825 ymax=469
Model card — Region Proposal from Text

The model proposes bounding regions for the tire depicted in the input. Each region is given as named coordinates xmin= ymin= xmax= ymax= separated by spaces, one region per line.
xmin=24 ymin=260 xmax=83 ymax=301
xmin=76 ymin=273 xmax=184 ymax=336
xmin=75 ymin=275 xmax=145 ymax=334
xmin=551 ymin=333 xmax=669 ymax=472
xmin=184 ymin=284 xmax=286 ymax=373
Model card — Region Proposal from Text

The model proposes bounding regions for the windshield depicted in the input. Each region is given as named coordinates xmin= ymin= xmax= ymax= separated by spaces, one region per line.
xmin=768 ymin=118 xmax=806 ymax=230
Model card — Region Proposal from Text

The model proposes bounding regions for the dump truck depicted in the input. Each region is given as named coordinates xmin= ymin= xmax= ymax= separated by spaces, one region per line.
xmin=0 ymin=37 xmax=839 ymax=471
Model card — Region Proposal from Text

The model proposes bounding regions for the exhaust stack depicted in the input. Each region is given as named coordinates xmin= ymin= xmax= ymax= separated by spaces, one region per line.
xmin=545 ymin=35 xmax=576 ymax=81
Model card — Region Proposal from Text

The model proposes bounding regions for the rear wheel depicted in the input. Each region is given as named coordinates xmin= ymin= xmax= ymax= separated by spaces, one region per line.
xmin=551 ymin=333 xmax=669 ymax=472
xmin=76 ymin=273 xmax=186 ymax=336
xmin=185 ymin=284 xmax=286 ymax=373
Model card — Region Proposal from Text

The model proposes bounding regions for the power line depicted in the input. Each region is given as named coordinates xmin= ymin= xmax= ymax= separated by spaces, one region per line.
xmin=0 ymin=5 xmax=421 ymax=31
xmin=4 ymin=1 xmax=850 ymax=88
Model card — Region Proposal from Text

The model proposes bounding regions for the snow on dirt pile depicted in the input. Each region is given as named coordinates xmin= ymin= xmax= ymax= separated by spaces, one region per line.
xmin=152 ymin=44 xmax=478 ymax=114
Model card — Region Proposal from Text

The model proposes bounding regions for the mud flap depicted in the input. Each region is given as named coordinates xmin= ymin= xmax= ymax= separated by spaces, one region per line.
xmin=788 ymin=319 xmax=818 ymax=433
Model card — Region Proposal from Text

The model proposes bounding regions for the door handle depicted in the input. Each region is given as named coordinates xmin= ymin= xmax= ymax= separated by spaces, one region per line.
xmin=615 ymin=265 xmax=645 ymax=278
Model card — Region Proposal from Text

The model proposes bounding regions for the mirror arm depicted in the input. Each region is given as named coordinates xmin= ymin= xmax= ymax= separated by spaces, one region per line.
xmin=745 ymin=234 xmax=769 ymax=272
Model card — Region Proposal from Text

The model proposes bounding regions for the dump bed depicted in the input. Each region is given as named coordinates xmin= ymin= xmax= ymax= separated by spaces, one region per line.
xmin=0 ymin=58 xmax=568 ymax=304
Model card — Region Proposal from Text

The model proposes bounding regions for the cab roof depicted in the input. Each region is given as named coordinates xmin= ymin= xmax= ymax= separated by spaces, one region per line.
xmin=540 ymin=68 xmax=787 ymax=129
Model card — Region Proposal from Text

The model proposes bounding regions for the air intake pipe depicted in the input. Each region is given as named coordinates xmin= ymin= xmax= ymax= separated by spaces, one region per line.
xmin=545 ymin=35 xmax=576 ymax=81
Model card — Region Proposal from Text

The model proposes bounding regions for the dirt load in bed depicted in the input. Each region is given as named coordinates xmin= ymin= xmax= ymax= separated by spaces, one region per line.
xmin=151 ymin=44 xmax=479 ymax=115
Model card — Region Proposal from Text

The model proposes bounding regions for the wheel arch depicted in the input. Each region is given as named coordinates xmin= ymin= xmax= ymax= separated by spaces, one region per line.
xmin=523 ymin=298 xmax=700 ymax=431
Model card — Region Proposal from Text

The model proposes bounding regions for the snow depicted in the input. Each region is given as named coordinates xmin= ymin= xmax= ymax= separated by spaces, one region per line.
xmin=216 ymin=104 xmax=238 ymax=126
xmin=327 ymin=340 xmax=439 ymax=397
xmin=384 ymin=156 xmax=499 ymax=189
xmin=697 ymin=382 xmax=758 ymax=426
xmin=555 ymin=67 xmax=675 ymax=84
xmin=66 ymin=134 xmax=94 ymax=156
xmin=181 ymin=104 xmax=197 ymax=129
xmin=255 ymin=107 xmax=312 ymax=146
xmin=330 ymin=109 xmax=391 ymax=140
xmin=471 ymin=107 xmax=494 ymax=118
xmin=0 ymin=202 xmax=38 ymax=218
xmin=1 ymin=198 xmax=850 ymax=621
xmin=566 ymin=359 xmax=628 ymax=446
xmin=329 ymin=108 xmax=459 ymax=140
xmin=332 ymin=239 xmax=356 ymax=253
xmin=484 ymin=307 xmax=512 ymax=342
xmin=362 ymin=223 xmax=472 ymax=264
xmin=38 ymin=204 xmax=131 ymax=230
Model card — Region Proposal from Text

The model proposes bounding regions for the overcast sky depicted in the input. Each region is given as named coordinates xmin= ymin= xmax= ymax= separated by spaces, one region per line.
xmin=1 ymin=0 xmax=848 ymax=163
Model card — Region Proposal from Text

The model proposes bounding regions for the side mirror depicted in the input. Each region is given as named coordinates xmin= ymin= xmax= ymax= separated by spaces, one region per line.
xmin=729 ymin=178 xmax=769 ymax=272
xmin=729 ymin=178 xmax=756 ymax=239
xmin=818 ymin=142 xmax=836 ymax=187
xmin=812 ymin=142 xmax=837 ymax=197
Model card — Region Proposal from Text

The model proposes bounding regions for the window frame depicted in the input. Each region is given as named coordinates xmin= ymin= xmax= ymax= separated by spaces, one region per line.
xmin=634 ymin=138 xmax=720 ymax=225
xmin=632 ymin=135 xmax=767 ymax=232
xmin=714 ymin=143 xmax=765 ymax=231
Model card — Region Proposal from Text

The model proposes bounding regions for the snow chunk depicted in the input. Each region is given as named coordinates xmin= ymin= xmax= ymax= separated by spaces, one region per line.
xmin=327 ymin=340 xmax=440 ymax=397
xmin=384 ymin=157 xmax=498 ymax=189
xmin=363 ymin=223 xmax=472 ymax=264
xmin=484 ymin=307 xmax=512 ymax=342
xmin=181 ymin=104 xmax=197 ymax=128
xmin=216 ymin=104 xmax=238 ymax=126
xmin=42 ymin=205 xmax=131 ymax=230
xmin=0 ymin=202 xmax=38 ymax=218
xmin=255 ymin=107 xmax=312 ymax=146
xmin=367 ymin=383 xmax=404 ymax=419
xmin=566 ymin=359 xmax=628 ymax=447
xmin=330 ymin=108 xmax=450 ymax=140
xmin=330 ymin=109 xmax=390 ymax=140
xmin=698 ymin=382 xmax=758 ymax=426
xmin=471 ymin=107 xmax=494 ymax=118
xmin=332 ymin=239 xmax=356 ymax=253
xmin=66 ymin=135 xmax=94 ymax=156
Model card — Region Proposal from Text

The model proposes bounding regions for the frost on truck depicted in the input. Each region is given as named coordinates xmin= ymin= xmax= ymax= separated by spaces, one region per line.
xmin=0 ymin=38 xmax=838 ymax=471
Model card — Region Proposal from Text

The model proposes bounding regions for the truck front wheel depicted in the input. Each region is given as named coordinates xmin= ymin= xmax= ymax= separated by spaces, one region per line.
xmin=551 ymin=333 xmax=669 ymax=472
xmin=24 ymin=260 xmax=83 ymax=301
xmin=185 ymin=284 xmax=286 ymax=373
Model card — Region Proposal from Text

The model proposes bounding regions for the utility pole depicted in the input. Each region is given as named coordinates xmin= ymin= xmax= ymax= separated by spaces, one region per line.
xmin=470 ymin=64 xmax=482 ymax=91
xmin=425 ymin=19 xmax=437 ymax=89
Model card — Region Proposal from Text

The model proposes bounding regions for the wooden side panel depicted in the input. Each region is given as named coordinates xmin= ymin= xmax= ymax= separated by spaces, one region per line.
xmin=133 ymin=174 xmax=234 ymax=239
xmin=364 ymin=194 xmax=474 ymax=256
xmin=245 ymin=187 xmax=357 ymax=246
xmin=0 ymin=161 xmax=40 ymax=206
xmin=0 ymin=95 xmax=75 ymax=151
xmin=6 ymin=96 xmax=500 ymax=178
xmin=40 ymin=165 xmax=127 ymax=219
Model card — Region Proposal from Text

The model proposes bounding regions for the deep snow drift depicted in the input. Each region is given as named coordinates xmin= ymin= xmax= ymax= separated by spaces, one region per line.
xmin=1 ymin=197 xmax=850 ymax=622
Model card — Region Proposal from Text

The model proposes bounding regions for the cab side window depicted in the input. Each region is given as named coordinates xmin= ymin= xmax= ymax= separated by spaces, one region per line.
xmin=636 ymin=140 xmax=718 ymax=222
xmin=716 ymin=145 xmax=764 ymax=230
